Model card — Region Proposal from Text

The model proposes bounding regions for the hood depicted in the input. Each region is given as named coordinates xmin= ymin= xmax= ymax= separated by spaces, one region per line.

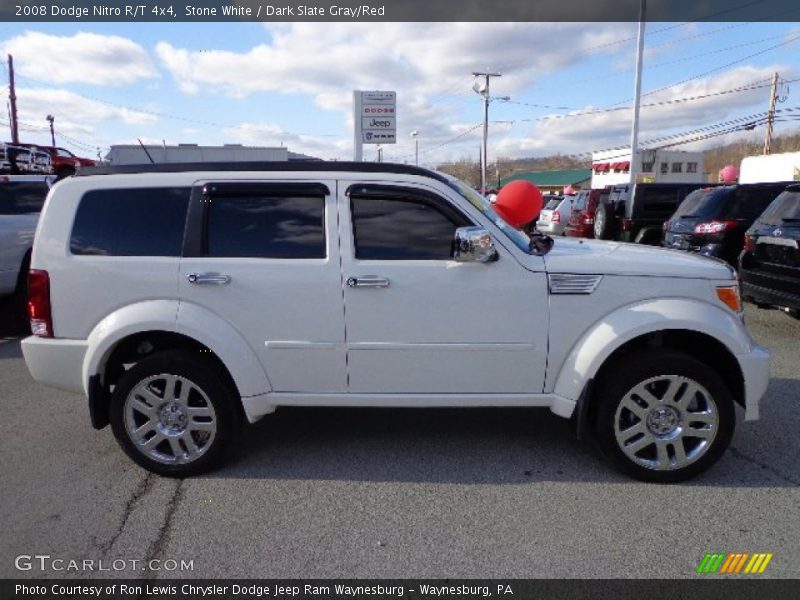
xmin=541 ymin=237 xmax=734 ymax=280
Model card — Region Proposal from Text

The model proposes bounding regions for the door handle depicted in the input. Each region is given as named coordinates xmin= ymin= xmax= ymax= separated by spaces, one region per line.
xmin=346 ymin=275 xmax=390 ymax=288
xmin=187 ymin=272 xmax=231 ymax=286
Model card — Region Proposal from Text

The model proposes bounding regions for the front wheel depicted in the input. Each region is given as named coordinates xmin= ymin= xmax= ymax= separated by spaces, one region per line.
xmin=593 ymin=351 xmax=735 ymax=483
xmin=109 ymin=350 xmax=241 ymax=477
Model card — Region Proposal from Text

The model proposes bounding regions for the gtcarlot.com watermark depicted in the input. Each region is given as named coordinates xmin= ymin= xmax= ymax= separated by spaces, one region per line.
xmin=15 ymin=554 xmax=194 ymax=573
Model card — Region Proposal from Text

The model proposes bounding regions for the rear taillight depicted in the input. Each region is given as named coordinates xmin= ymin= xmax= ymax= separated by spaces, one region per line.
xmin=743 ymin=233 xmax=756 ymax=253
xmin=622 ymin=218 xmax=632 ymax=231
xmin=694 ymin=220 xmax=736 ymax=234
xmin=28 ymin=269 xmax=53 ymax=337
xmin=552 ymin=211 xmax=560 ymax=223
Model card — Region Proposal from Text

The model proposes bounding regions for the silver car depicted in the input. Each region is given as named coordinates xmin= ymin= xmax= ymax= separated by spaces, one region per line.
xmin=537 ymin=196 xmax=574 ymax=235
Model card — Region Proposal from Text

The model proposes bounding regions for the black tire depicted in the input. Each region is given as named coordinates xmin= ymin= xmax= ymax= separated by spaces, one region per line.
xmin=109 ymin=350 xmax=241 ymax=477
xmin=12 ymin=251 xmax=31 ymax=325
xmin=593 ymin=203 xmax=614 ymax=240
xmin=593 ymin=350 xmax=735 ymax=483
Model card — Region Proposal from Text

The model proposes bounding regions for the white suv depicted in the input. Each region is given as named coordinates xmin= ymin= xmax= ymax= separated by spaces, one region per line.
xmin=22 ymin=163 xmax=770 ymax=481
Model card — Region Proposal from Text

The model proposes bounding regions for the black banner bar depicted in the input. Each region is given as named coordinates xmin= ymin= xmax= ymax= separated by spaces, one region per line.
xmin=2 ymin=0 xmax=800 ymax=23
xmin=2 ymin=580 xmax=799 ymax=600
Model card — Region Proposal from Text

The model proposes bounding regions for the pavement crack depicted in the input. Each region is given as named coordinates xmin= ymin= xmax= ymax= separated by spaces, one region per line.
xmin=728 ymin=446 xmax=800 ymax=486
xmin=141 ymin=478 xmax=185 ymax=578
xmin=99 ymin=471 xmax=155 ymax=557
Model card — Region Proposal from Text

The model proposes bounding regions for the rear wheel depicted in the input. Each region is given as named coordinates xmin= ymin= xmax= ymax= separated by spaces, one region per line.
xmin=593 ymin=351 xmax=735 ymax=483
xmin=593 ymin=204 xmax=614 ymax=239
xmin=109 ymin=350 xmax=241 ymax=477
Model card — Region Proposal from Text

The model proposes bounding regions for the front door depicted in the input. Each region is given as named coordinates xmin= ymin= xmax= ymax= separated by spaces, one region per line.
xmin=338 ymin=181 xmax=548 ymax=395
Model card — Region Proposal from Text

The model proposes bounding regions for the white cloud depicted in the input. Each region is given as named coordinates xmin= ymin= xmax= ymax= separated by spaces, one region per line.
xmin=2 ymin=31 xmax=157 ymax=86
xmin=14 ymin=87 xmax=157 ymax=145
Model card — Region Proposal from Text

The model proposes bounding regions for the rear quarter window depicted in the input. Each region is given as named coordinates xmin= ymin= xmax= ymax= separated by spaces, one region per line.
xmin=70 ymin=187 xmax=190 ymax=256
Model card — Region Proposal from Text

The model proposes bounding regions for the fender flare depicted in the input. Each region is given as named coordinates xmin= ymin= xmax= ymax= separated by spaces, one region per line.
xmin=82 ymin=300 xmax=271 ymax=398
xmin=552 ymin=297 xmax=753 ymax=410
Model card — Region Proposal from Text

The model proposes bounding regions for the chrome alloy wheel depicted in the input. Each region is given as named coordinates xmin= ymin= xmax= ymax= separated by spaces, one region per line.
xmin=123 ymin=373 xmax=217 ymax=465
xmin=613 ymin=375 xmax=719 ymax=471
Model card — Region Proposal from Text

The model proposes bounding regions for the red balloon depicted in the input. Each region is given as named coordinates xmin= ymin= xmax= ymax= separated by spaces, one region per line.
xmin=493 ymin=180 xmax=543 ymax=228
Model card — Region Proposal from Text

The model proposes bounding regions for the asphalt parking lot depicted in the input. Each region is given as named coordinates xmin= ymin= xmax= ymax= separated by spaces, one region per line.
xmin=1 ymin=299 xmax=798 ymax=580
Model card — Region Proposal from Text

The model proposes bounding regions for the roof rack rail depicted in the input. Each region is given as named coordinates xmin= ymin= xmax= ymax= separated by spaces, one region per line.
xmin=75 ymin=161 xmax=450 ymax=184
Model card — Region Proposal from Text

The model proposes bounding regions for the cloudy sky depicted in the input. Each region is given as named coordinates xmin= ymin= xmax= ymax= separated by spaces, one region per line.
xmin=2 ymin=17 xmax=799 ymax=165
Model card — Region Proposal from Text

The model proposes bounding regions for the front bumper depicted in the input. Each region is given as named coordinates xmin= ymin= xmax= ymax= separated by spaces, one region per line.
xmin=737 ymin=345 xmax=771 ymax=421
xmin=21 ymin=336 xmax=89 ymax=395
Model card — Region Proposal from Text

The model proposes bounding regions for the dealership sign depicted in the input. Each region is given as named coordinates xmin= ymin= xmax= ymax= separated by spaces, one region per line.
xmin=354 ymin=90 xmax=396 ymax=160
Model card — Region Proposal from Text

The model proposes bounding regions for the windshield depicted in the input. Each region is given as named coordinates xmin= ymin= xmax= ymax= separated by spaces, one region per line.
xmin=673 ymin=187 xmax=730 ymax=219
xmin=444 ymin=175 xmax=533 ymax=254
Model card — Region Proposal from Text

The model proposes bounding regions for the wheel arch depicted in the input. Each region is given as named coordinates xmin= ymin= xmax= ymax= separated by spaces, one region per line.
xmin=82 ymin=300 xmax=271 ymax=428
xmin=553 ymin=298 xmax=753 ymax=420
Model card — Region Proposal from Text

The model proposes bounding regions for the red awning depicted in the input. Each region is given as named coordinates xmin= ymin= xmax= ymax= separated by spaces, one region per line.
xmin=593 ymin=163 xmax=610 ymax=172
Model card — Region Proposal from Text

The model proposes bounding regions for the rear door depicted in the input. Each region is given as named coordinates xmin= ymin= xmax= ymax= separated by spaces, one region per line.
xmin=338 ymin=180 xmax=548 ymax=395
xmin=178 ymin=180 xmax=347 ymax=393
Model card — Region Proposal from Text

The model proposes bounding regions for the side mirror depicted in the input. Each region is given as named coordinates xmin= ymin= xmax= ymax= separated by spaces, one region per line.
xmin=454 ymin=227 xmax=499 ymax=263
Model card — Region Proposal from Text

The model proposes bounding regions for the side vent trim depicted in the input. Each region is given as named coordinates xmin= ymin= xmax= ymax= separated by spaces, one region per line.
xmin=548 ymin=273 xmax=603 ymax=295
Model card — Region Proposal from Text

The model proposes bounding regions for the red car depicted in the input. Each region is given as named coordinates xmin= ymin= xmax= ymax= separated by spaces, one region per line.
xmin=564 ymin=188 xmax=609 ymax=238
xmin=13 ymin=143 xmax=95 ymax=178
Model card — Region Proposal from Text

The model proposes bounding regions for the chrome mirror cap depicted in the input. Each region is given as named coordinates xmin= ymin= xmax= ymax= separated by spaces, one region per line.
xmin=454 ymin=227 xmax=499 ymax=263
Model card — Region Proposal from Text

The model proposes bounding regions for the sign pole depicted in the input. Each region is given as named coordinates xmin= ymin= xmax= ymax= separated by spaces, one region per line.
xmin=354 ymin=91 xmax=363 ymax=162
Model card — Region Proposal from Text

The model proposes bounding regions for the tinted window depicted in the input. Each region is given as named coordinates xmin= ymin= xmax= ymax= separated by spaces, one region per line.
xmin=673 ymin=188 xmax=730 ymax=219
xmin=724 ymin=187 xmax=784 ymax=220
xmin=758 ymin=190 xmax=800 ymax=224
xmin=544 ymin=198 xmax=562 ymax=210
xmin=0 ymin=181 xmax=50 ymax=214
xmin=572 ymin=192 xmax=588 ymax=211
xmin=352 ymin=197 xmax=460 ymax=260
xmin=640 ymin=188 xmax=680 ymax=214
xmin=206 ymin=195 xmax=325 ymax=258
xmin=71 ymin=188 xmax=189 ymax=256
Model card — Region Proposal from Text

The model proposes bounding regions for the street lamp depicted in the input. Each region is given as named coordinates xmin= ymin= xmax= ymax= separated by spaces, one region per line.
xmin=410 ymin=130 xmax=419 ymax=166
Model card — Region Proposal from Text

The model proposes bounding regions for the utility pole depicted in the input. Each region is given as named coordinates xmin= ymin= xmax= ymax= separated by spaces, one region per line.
xmin=629 ymin=0 xmax=646 ymax=187
xmin=473 ymin=71 xmax=501 ymax=195
xmin=8 ymin=54 xmax=19 ymax=144
xmin=763 ymin=72 xmax=779 ymax=155
xmin=47 ymin=114 xmax=55 ymax=146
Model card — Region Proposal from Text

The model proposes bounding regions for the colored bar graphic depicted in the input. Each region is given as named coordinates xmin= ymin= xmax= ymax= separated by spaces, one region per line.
xmin=700 ymin=552 xmax=773 ymax=574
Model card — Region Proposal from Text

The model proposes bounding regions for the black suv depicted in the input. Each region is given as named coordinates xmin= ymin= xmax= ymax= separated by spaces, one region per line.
xmin=739 ymin=183 xmax=800 ymax=317
xmin=663 ymin=182 xmax=790 ymax=266
xmin=594 ymin=182 xmax=718 ymax=245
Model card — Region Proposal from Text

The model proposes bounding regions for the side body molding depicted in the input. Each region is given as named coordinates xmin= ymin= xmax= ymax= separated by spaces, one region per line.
xmin=551 ymin=298 xmax=759 ymax=411
xmin=82 ymin=300 xmax=271 ymax=398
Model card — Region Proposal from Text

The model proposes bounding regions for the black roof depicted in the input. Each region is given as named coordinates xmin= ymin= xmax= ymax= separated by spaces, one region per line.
xmin=76 ymin=161 xmax=450 ymax=184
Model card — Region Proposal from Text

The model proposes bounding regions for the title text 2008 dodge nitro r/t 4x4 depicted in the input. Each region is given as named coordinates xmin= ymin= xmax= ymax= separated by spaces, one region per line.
xmin=22 ymin=163 xmax=770 ymax=482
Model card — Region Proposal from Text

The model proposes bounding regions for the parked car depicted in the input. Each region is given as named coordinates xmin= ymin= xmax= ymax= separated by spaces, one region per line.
xmin=22 ymin=162 xmax=769 ymax=482
xmin=0 ymin=144 xmax=50 ymax=175
xmin=594 ymin=183 xmax=720 ymax=245
xmin=663 ymin=182 xmax=790 ymax=266
xmin=13 ymin=143 xmax=96 ymax=178
xmin=0 ymin=174 xmax=54 ymax=318
xmin=739 ymin=184 xmax=800 ymax=318
xmin=565 ymin=188 xmax=609 ymax=239
xmin=537 ymin=195 xmax=573 ymax=235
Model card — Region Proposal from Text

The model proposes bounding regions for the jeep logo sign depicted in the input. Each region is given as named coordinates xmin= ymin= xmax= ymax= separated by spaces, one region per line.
xmin=354 ymin=90 xmax=397 ymax=157
xmin=362 ymin=117 xmax=396 ymax=130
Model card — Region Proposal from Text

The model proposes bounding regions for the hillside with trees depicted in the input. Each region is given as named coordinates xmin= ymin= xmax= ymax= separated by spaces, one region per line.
xmin=436 ymin=129 xmax=800 ymax=186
